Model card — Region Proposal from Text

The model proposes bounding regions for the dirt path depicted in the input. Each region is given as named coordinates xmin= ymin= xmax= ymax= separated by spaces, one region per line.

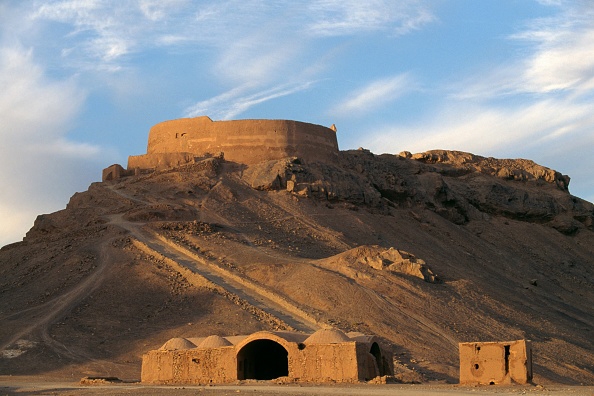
xmin=104 ymin=183 xmax=322 ymax=332
xmin=0 ymin=239 xmax=113 ymax=359
xmin=106 ymin=213 xmax=320 ymax=333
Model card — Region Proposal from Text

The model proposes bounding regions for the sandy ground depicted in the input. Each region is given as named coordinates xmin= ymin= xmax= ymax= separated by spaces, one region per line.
xmin=1 ymin=377 xmax=594 ymax=396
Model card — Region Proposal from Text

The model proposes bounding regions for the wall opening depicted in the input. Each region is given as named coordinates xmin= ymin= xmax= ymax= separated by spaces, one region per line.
xmin=528 ymin=347 xmax=533 ymax=380
xmin=370 ymin=342 xmax=384 ymax=376
xmin=504 ymin=345 xmax=510 ymax=375
xmin=237 ymin=339 xmax=288 ymax=380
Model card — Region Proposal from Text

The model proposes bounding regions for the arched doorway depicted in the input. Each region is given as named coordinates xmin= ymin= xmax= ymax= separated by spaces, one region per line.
xmin=237 ymin=339 xmax=288 ymax=380
xmin=370 ymin=342 xmax=384 ymax=376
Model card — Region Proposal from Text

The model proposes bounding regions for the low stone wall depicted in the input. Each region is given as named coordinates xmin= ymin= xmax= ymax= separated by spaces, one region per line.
xmin=141 ymin=347 xmax=237 ymax=384
xmin=102 ymin=164 xmax=135 ymax=182
xmin=127 ymin=152 xmax=197 ymax=171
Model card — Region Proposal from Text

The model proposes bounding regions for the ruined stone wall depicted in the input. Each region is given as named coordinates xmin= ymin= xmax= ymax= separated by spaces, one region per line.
xmin=290 ymin=342 xmax=361 ymax=382
xmin=128 ymin=152 xmax=196 ymax=171
xmin=459 ymin=340 xmax=532 ymax=385
xmin=128 ymin=116 xmax=339 ymax=170
xmin=102 ymin=164 xmax=127 ymax=182
xmin=141 ymin=347 xmax=236 ymax=384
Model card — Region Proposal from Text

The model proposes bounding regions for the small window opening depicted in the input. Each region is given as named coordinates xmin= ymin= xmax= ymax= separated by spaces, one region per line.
xmin=298 ymin=343 xmax=306 ymax=350
xmin=489 ymin=381 xmax=495 ymax=385
xmin=474 ymin=364 xmax=479 ymax=370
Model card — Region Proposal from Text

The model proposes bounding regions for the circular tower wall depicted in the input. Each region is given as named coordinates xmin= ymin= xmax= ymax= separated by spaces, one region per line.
xmin=146 ymin=116 xmax=339 ymax=165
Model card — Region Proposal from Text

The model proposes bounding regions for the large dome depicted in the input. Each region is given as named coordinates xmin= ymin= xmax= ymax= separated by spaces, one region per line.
xmin=304 ymin=328 xmax=351 ymax=344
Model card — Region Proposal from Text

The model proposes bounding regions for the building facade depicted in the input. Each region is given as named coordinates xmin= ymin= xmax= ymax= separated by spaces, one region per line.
xmin=141 ymin=329 xmax=392 ymax=384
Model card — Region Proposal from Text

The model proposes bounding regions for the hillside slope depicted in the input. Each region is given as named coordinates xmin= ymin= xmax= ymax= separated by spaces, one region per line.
xmin=1 ymin=149 xmax=592 ymax=384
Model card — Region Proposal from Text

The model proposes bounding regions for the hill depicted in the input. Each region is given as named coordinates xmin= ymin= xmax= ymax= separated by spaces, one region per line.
xmin=1 ymin=147 xmax=593 ymax=384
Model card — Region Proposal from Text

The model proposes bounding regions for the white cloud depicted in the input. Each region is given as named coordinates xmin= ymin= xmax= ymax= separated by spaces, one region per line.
xmin=367 ymin=98 xmax=594 ymax=154
xmin=214 ymin=33 xmax=302 ymax=85
xmin=26 ymin=0 xmax=437 ymax=117
xmin=185 ymin=81 xmax=315 ymax=120
xmin=331 ymin=73 xmax=415 ymax=117
xmin=139 ymin=0 xmax=189 ymax=21
xmin=16 ymin=0 xmax=441 ymax=82
xmin=305 ymin=0 xmax=435 ymax=37
xmin=516 ymin=4 xmax=594 ymax=96
xmin=455 ymin=3 xmax=594 ymax=99
xmin=0 ymin=46 xmax=104 ymax=246
xmin=30 ymin=1 xmax=293 ymax=70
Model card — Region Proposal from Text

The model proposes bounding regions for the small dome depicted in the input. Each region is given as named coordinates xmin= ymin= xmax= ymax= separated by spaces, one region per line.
xmin=304 ymin=328 xmax=351 ymax=344
xmin=198 ymin=335 xmax=233 ymax=348
xmin=159 ymin=338 xmax=196 ymax=351
xmin=346 ymin=331 xmax=365 ymax=338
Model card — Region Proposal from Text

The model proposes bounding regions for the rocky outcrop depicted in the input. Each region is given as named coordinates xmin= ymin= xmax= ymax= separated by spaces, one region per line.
xmin=404 ymin=150 xmax=570 ymax=191
xmin=241 ymin=156 xmax=381 ymax=205
xmin=322 ymin=245 xmax=440 ymax=283
xmin=241 ymin=149 xmax=593 ymax=234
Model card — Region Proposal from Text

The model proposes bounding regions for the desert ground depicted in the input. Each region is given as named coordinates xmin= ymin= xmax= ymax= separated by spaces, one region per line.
xmin=2 ymin=376 xmax=594 ymax=396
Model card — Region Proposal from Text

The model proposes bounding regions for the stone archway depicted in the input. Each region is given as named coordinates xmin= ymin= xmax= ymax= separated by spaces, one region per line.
xmin=236 ymin=339 xmax=288 ymax=380
xmin=370 ymin=342 xmax=384 ymax=376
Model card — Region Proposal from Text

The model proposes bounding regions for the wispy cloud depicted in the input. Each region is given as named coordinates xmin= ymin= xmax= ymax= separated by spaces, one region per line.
xmin=0 ymin=45 xmax=105 ymax=245
xmin=185 ymin=81 xmax=316 ymax=120
xmin=330 ymin=73 xmax=415 ymax=117
xmin=454 ymin=2 xmax=594 ymax=99
xmin=27 ymin=0 xmax=437 ymax=118
xmin=214 ymin=32 xmax=303 ymax=85
xmin=367 ymin=98 xmax=594 ymax=155
xmin=305 ymin=0 xmax=435 ymax=37
xmin=32 ymin=0 xmax=206 ymax=69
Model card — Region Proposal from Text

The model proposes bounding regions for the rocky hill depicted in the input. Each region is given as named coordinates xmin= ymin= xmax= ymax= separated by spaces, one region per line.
xmin=1 ymin=149 xmax=592 ymax=384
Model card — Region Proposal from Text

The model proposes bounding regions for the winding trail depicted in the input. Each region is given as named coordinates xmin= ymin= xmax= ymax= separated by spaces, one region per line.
xmin=106 ymin=213 xmax=320 ymax=333
xmin=0 ymin=239 xmax=113 ymax=359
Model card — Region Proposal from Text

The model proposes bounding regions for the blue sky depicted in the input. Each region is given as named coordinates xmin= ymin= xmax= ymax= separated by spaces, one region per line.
xmin=1 ymin=0 xmax=593 ymax=246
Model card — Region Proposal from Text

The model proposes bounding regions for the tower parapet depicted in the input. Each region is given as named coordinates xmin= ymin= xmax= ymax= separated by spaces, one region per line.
xmin=127 ymin=116 xmax=339 ymax=171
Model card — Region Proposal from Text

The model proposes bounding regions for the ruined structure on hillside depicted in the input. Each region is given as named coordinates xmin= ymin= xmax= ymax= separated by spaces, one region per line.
xmin=141 ymin=329 xmax=392 ymax=384
xmin=103 ymin=116 xmax=339 ymax=181
xmin=459 ymin=340 xmax=532 ymax=385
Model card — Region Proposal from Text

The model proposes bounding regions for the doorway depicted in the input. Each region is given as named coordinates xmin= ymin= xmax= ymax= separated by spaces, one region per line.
xmin=237 ymin=339 xmax=289 ymax=380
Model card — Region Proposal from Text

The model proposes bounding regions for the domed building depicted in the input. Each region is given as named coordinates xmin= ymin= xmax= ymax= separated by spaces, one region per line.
xmin=141 ymin=329 xmax=392 ymax=384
